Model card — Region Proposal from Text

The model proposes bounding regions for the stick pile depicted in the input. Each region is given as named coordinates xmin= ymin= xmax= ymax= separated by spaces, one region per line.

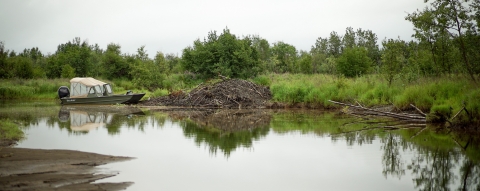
xmin=143 ymin=79 xmax=272 ymax=108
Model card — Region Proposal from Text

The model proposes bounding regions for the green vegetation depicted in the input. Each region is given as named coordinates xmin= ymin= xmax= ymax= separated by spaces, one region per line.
xmin=0 ymin=78 xmax=67 ymax=99
xmin=0 ymin=119 xmax=24 ymax=143
xmin=0 ymin=0 xmax=478 ymax=124
xmin=268 ymin=73 xmax=479 ymax=122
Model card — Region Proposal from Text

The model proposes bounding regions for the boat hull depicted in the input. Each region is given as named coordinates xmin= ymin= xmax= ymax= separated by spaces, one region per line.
xmin=124 ymin=93 xmax=146 ymax=104
xmin=60 ymin=95 xmax=134 ymax=105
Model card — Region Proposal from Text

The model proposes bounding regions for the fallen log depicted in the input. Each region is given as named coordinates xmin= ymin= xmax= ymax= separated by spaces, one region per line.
xmin=328 ymin=100 xmax=426 ymax=121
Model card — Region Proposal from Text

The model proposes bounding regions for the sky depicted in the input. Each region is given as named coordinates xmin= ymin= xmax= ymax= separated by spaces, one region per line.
xmin=0 ymin=0 xmax=427 ymax=57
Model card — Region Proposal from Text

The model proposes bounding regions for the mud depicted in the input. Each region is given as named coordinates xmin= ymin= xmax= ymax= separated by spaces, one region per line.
xmin=0 ymin=147 xmax=133 ymax=191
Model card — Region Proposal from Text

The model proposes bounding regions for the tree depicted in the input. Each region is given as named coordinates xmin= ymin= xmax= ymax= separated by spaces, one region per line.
xmin=103 ymin=43 xmax=129 ymax=79
xmin=270 ymin=41 xmax=297 ymax=73
xmin=311 ymin=37 xmax=329 ymax=74
xmin=298 ymin=51 xmax=313 ymax=74
xmin=54 ymin=37 xmax=93 ymax=77
xmin=328 ymin=31 xmax=342 ymax=58
xmin=89 ymin=43 xmax=103 ymax=77
xmin=337 ymin=47 xmax=372 ymax=77
xmin=165 ymin=53 xmax=181 ymax=73
xmin=130 ymin=47 xmax=163 ymax=90
xmin=381 ymin=39 xmax=407 ymax=85
xmin=182 ymin=28 xmax=260 ymax=79
xmin=7 ymin=56 xmax=34 ymax=79
xmin=356 ymin=28 xmax=380 ymax=69
xmin=406 ymin=0 xmax=479 ymax=82
xmin=61 ymin=64 xmax=76 ymax=79
xmin=250 ymin=35 xmax=271 ymax=73
xmin=155 ymin=51 xmax=168 ymax=74
xmin=0 ymin=41 xmax=9 ymax=78
xmin=342 ymin=27 xmax=356 ymax=50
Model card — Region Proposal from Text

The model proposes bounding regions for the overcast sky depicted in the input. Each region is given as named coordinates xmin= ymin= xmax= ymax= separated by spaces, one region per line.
xmin=0 ymin=0 xmax=427 ymax=57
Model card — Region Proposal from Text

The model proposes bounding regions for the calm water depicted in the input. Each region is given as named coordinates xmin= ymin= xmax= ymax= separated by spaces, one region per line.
xmin=1 ymin=102 xmax=479 ymax=191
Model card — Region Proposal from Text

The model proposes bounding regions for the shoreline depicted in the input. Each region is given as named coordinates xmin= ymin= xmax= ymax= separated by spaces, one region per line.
xmin=0 ymin=147 xmax=134 ymax=191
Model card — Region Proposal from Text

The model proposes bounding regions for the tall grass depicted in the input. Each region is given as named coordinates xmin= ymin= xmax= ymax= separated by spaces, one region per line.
xmin=265 ymin=73 xmax=479 ymax=118
xmin=0 ymin=78 xmax=68 ymax=99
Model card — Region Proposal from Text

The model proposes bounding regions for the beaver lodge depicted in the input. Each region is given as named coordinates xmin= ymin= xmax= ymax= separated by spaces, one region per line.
xmin=141 ymin=78 xmax=272 ymax=109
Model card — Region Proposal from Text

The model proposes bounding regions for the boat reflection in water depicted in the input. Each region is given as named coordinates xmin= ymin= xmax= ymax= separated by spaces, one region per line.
xmin=58 ymin=106 xmax=145 ymax=133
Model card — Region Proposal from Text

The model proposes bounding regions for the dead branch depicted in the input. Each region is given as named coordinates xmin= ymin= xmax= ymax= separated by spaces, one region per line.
xmin=329 ymin=100 xmax=426 ymax=121
xmin=410 ymin=104 xmax=427 ymax=117
xmin=450 ymin=107 xmax=465 ymax=121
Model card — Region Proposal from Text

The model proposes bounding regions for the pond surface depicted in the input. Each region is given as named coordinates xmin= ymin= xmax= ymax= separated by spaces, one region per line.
xmin=1 ymin=102 xmax=479 ymax=191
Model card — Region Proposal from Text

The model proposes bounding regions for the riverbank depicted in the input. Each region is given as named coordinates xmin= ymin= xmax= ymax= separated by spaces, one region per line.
xmin=0 ymin=119 xmax=23 ymax=147
xmin=0 ymin=147 xmax=133 ymax=191
xmin=0 ymin=119 xmax=134 ymax=190
xmin=2 ymin=74 xmax=479 ymax=126
xmin=258 ymin=74 xmax=479 ymax=126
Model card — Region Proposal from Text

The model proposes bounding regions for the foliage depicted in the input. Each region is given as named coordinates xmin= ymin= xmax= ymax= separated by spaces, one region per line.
xmin=337 ymin=47 xmax=372 ymax=77
xmin=182 ymin=28 xmax=261 ymax=79
xmin=381 ymin=38 xmax=407 ymax=85
xmin=129 ymin=46 xmax=165 ymax=90
xmin=0 ymin=78 xmax=67 ymax=99
xmin=54 ymin=37 xmax=93 ymax=77
xmin=406 ymin=0 xmax=480 ymax=82
xmin=270 ymin=41 xmax=297 ymax=73
xmin=61 ymin=64 xmax=76 ymax=79
xmin=103 ymin=43 xmax=130 ymax=80
xmin=298 ymin=51 xmax=313 ymax=74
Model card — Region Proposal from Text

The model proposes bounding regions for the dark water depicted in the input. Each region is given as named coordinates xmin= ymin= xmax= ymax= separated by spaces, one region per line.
xmin=1 ymin=102 xmax=479 ymax=191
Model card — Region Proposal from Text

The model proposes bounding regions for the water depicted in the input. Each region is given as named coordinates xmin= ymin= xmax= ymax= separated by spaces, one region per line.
xmin=1 ymin=102 xmax=479 ymax=191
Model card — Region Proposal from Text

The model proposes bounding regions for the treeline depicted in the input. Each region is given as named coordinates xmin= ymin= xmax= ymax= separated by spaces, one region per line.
xmin=1 ymin=0 xmax=479 ymax=89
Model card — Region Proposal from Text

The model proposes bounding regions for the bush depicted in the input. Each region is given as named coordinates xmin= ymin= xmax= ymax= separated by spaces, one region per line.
xmin=336 ymin=47 xmax=372 ymax=77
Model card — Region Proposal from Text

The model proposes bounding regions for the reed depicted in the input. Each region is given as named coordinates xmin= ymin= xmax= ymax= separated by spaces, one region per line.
xmin=266 ymin=74 xmax=479 ymax=119
xmin=0 ymin=78 xmax=67 ymax=99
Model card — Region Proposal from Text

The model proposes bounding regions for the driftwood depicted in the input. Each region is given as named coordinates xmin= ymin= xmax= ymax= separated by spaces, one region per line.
xmin=410 ymin=104 xmax=427 ymax=117
xmin=328 ymin=100 xmax=426 ymax=122
xmin=451 ymin=107 xmax=465 ymax=121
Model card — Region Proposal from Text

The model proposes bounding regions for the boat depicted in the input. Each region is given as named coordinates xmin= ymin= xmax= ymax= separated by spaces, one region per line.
xmin=57 ymin=77 xmax=145 ymax=105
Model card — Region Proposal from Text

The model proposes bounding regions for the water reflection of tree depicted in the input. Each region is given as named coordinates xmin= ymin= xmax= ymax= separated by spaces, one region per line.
xmin=408 ymin=147 xmax=459 ymax=191
xmin=181 ymin=120 xmax=269 ymax=157
xmin=381 ymin=133 xmax=408 ymax=179
xmin=168 ymin=109 xmax=271 ymax=157
xmin=458 ymin=159 xmax=480 ymax=191
xmin=390 ymin=128 xmax=480 ymax=191
xmin=335 ymin=118 xmax=480 ymax=191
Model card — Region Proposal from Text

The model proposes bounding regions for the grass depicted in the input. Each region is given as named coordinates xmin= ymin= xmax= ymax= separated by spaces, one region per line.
xmin=0 ymin=78 xmax=68 ymax=99
xmin=264 ymin=73 xmax=479 ymax=122
xmin=0 ymin=119 xmax=24 ymax=143
xmin=1 ymin=74 xmax=478 ymax=123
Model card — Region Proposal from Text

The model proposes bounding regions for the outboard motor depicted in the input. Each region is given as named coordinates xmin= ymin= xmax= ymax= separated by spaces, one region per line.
xmin=58 ymin=86 xmax=70 ymax=99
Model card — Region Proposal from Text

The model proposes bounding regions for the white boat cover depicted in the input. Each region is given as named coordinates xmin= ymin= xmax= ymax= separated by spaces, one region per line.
xmin=70 ymin=77 xmax=107 ymax=86
xmin=69 ymin=110 xmax=105 ymax=131
xmin=69 ymin=77 xmax=107 ymax=97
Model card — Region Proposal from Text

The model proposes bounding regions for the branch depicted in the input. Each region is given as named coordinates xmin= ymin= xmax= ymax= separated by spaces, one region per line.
xmin=410 ymin=104 xmax=427 ymax=117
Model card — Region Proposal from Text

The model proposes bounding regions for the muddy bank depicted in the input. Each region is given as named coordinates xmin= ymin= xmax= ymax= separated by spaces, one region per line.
xmin=0 ymin=147 xmax=133 ymax=191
